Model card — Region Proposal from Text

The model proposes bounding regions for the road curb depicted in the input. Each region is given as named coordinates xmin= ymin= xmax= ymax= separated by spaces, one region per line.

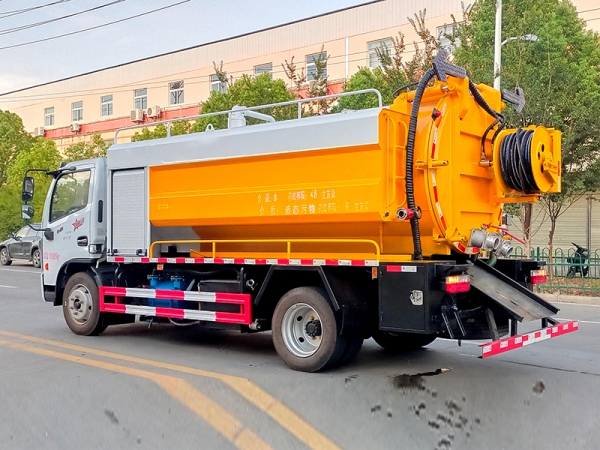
xmin=539 ymin=293 xmax=600 ymax=306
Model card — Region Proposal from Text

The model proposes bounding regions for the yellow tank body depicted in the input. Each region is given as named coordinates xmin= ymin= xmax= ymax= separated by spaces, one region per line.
xmin=148 ymin=77 xmax=560 ymax=261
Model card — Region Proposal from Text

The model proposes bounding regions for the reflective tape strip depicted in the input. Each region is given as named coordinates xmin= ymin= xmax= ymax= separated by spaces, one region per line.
xmin=430 ymin=170 xmax=446 ymax=232
xmin=480 ymin=321 xmax=578 ymax=358
xmin=107 ymin=256 xmax=379 ymax=267
xmin=99 ymin=286 xmax=251 ymax=324
xmin=453 ymin=242 xmax=480 ymax=255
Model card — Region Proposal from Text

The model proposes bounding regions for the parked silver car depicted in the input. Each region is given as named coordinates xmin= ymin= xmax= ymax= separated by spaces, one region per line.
xmin=0 ymin=224 xmax=42 ymax=268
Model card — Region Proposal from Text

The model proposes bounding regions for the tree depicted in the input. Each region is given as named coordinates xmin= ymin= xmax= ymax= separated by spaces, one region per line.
xmin=453 ymin=0 xmax=600 ymax=254
xmin=0 ymin=110 xmax=33 ymax=187
xmin=192 ymin=72 xmax=296 ymax=132
xmin=0 ymin=138 xmax=61 ymax=233
xmin=337 ymin=10 xmax=440 ymax=110
xmin=131 ymin=121 xmax=191 ymax=142
xmin=63 ymin=133 xmax=111 ymax=162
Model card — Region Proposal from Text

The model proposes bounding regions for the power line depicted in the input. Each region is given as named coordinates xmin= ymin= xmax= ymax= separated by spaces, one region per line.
xmin=0 ymin=0 xmax=126 ymax=36
xmin=0 ymin=1 xmax=74 ymax=20
xmin=0 ymin=0 xmax=189 ymax=50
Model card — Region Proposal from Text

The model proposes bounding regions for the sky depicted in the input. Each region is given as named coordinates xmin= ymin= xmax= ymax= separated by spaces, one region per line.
xmin=0 ymin=0 xmax=371 ymax=94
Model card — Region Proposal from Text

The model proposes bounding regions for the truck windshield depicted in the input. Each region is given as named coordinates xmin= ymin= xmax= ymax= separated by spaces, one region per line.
xmin=49 ymin=170 xmax=91 ymax=223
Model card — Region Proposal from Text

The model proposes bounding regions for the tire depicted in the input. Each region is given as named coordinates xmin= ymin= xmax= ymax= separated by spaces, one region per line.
xmin=272 ymin=287 xmax=347 ymax=372
xmin=0 ymin=247 xmax=12 ymax=266
xmin=32 ymin=248 xmax=41 ymax=268
xmin=372 ymin=330 xmax=437 ymax=352
xmin=337 ymin=336 xmax=364 ymax=367
xmin=62 ymin=272 xmax=107 ymax=336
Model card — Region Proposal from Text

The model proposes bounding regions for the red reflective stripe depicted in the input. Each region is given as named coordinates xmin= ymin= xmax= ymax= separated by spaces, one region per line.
xmin=113 ymin=257 xmax=125 ymax=263
xmin=155 ymin=289 xmax=185 ymax=300
xmin=102 ymin=303 xmax=127 ymax=313
xmin=387 ymin=265 xmax=402 ymax=273
xmin=234 ymin=258 xmax=245 ymax=264
xmin=255 ymin=259 xmax=267 ymax=265
xmin=157 ymin=258 xmax=168 ymax=263
xmin=175 ymin=258 xmax=186 ymax=264
xmin=101 ymin=287 xmax=127 ymax=296
xmin=277 ymin=259 xmax=289 ymax=265
xmin=433 ymin=185 xmax=439 ymax=203
xmin=431 ymin=144 xmax=436 ymax=159
xmin=141 ymin=257 xmax=150 ymax=263
xmin=300 ymin=259 xmax=313 ymax=265
xmin=214 ymin=258 xmax=224 ymax=264
xmin=351 ymin=260 xmax=366 ymax=266
xmin=155 ymin=307 xmax=185 ymax=319
xmin=326 ymin=260 xmax=338 ymax=266
xmin=440 ymin=215 xmax=447 ymax=230
xmin=215 ymin=293 xmax=250 ymax=304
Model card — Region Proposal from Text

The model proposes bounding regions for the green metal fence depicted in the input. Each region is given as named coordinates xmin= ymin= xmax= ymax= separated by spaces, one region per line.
xmin=511 ymin=247 xmax=600 ymax=296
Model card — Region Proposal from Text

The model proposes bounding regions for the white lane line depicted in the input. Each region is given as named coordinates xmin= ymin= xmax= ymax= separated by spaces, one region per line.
xmin=556 ymin=318 xmax=600 ymax=325
xmin=557 ymin=302 xmax=600 ymax=308
xmin=0 ymin=285 xmax=17 ymax=289
xmin=0 ymin=268 xmax=39 ymax=274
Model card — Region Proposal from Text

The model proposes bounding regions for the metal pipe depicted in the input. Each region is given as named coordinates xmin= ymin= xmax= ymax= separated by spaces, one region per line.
xmin=493 ymin=0 xmax=502 ymax=90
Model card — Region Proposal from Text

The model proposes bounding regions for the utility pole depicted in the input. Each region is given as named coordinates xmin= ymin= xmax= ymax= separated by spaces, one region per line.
xmin=493 ymin=0 xmax=502 ymax=90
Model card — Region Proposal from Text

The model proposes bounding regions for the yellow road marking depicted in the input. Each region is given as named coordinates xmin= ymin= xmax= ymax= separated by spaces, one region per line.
xmin=0 ymin=329 xmax=341 ymax=450
xmin=0 ymin=338 xmax=270 ymax=450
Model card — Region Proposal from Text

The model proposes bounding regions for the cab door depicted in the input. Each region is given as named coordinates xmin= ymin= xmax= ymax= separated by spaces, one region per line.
xmin=42 ymin=164 xmax=95 ymax=282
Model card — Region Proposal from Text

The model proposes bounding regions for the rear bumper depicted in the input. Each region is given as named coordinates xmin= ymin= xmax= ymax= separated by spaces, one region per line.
xmin=480 ymin=320 xmax=578 ymax=358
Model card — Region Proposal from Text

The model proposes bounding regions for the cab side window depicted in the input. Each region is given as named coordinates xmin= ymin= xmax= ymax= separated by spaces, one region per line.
xmin=49 ymin=170 xmax=91 ymax=223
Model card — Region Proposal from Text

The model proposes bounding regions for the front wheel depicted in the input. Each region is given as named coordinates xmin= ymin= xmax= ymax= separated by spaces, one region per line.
xmin=0 ymin=248 xmax=12 ymax=266
xmin=62 ymin=272 xmax=107 ymax=336
xmin=272 ymin=287 xmax=346 ymax=372
xmin=32 ymin=249 xmax=41 ymax=268
xmin=372 ymin=330 xmax=437 ymax=352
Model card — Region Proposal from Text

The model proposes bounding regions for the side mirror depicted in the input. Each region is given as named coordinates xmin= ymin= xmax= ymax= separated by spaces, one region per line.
xmin=21 ymin=204 xmax=34 ymax=221
xmin=22 ymin=176 xmax=34 ymax=202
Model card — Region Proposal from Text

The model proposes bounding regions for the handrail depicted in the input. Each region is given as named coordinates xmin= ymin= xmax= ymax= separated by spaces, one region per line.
xmin=114 ymin=88 xmax=383 ymax=143
xmin=148 ymin=238 xmax=381 ymax=260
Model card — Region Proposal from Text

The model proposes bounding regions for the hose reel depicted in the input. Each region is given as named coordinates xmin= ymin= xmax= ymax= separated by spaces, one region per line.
xmin=493 ymin=126 xmax=561 ymax=195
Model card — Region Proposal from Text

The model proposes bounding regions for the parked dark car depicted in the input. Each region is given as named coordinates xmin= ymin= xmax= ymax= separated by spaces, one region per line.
xmin=0 ymin=224 xmax=42 ymax=268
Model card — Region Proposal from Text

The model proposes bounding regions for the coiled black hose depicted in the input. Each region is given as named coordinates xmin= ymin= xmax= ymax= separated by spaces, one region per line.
xmin=499 ymin=128 xmax=538 ymax=193
xmin=405 ymin=69 xmax=435 ymax=260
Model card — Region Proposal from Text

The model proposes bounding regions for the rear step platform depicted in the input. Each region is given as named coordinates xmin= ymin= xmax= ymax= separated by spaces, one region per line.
xmin=468 ymin=259 xmax=559 ymax=322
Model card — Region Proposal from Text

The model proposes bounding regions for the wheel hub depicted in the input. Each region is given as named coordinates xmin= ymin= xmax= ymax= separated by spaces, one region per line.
xmin=305 ymin=319 xmax=322 ymax=337
xmin=281 ymin=303 xmax=323 ymax=358
xmin=67 ymin=285 xmax=93 ymax=324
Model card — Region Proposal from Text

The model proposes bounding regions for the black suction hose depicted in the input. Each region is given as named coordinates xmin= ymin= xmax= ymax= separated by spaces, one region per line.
xmin=405 ymin=69 xmax=435 ymax=260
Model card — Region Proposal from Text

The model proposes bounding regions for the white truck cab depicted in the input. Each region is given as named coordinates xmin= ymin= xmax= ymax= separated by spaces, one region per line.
xmin=25 ymin=158 xmax=107 ymax=304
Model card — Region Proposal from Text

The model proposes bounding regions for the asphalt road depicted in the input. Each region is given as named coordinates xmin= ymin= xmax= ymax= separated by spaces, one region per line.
xmin=1 ymin=262 xmax=599 ymax=450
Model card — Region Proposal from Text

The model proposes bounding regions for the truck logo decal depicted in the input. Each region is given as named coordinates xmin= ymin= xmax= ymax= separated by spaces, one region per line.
xmin=73 ymin=217 xmax=85 ymax=231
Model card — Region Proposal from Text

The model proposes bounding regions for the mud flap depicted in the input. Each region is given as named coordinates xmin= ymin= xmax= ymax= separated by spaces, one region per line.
xmin=467 ymin=259 xmax=558 ymax=323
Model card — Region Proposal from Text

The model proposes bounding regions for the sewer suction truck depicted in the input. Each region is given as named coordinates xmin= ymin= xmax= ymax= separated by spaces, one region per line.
xmin=22 ymin=52 xmax=577 ymax=372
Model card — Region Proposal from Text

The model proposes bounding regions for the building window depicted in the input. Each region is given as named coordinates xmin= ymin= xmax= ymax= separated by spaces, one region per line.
xmin=134 ymin=88 xmax=147 ymax=110
xmin=368 ymin=38 xmax=393 ymax=68
xmin=169 ymin=81 xmax=184 ymax=105
xmin=437 ymin=24 xmax=461 ymax=54
xmin=72 ymin=101 xmax=83 ymax=122
xmin=254 ymin=63 xmax=272 ymax=77
xmin=101 ymin=95 xmax=113 ymax=116
xmin=306 ymin=52 xmax=327 ymax=81
xmin=44 ymin=107 xmax=54 ymax=127
xmin=210 ymin=74 xmax=227 ymax=93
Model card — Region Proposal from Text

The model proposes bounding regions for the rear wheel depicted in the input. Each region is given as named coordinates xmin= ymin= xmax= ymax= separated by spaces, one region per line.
xmin=62 ymin=272 xmax=107 ymax=336
xmin=373 ymin=330 xmax=436 ymax=352
xmin=272 ymin=287 xmax=346 ymax=372
xmin=0 ymin=248 xmax=12 ymax=266
xmin=32 ymin=249 xmax=41 ymax=268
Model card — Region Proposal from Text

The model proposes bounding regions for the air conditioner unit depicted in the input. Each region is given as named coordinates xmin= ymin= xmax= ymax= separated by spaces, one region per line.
xmin=146 ymin=105 xmax=161 ymax=118
xmin=130 ymin=109 xmax=144 ymax=122
xmin=70 ymin=123 xmax=81 ymax=132
xmin=33 ymin=127 xmax=45 ymax=137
